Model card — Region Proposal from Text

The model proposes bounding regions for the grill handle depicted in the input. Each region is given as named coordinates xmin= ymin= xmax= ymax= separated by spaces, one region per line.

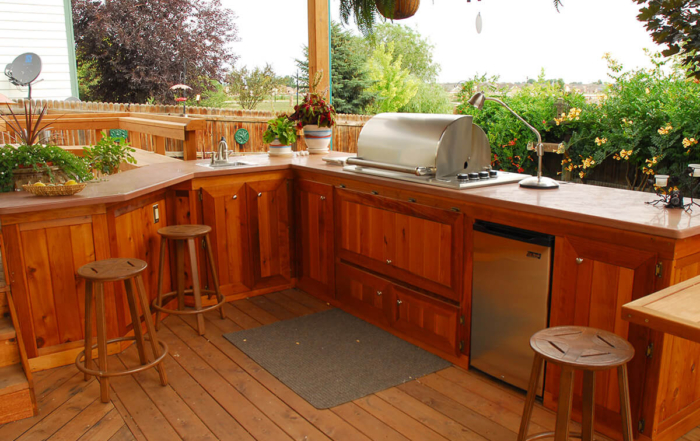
xmin=346 ymin=158 xmax=436 ymax=177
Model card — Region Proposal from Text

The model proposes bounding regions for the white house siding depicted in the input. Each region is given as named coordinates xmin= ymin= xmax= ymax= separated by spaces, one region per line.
xmin=0 ymin=0 xmax=78 ymax=100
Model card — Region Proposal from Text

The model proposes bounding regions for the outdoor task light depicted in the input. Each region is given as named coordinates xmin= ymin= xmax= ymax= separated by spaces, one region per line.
xmin=468 ymin=92 xmax=559 ymax=189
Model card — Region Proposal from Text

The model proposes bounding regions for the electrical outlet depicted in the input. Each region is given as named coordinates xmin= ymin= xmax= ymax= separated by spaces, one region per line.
xmin=153 ymin=204 xmax=160 ymax=223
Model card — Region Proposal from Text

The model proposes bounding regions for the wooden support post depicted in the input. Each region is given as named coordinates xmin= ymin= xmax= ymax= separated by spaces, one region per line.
xmin=182 ymin=130 xmax=199 ymax=161
xmin=308 ymin=0 xmax=330 ymax=95
xmin=154 ymin=136 xmax=166 ymax=155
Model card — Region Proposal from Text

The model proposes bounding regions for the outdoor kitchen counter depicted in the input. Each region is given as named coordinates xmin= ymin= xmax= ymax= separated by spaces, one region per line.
xmin=1 ymin=152 xmax=699 ymax=240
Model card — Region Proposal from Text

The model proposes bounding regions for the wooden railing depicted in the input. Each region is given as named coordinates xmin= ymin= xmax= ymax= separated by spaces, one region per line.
xmin=0 ymin=100 xmax=371 ymax=157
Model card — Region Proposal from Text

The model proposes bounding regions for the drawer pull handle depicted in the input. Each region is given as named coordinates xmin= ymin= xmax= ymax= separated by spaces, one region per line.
xmin=397 ymin=299 xmax=403 ymax=305
xmin=576 ymin=258 xmax=584 ymax=265
xmin=232 ymin=195 xmax=237 ymax=200
xmin=320 ymin=196 xmax=326 ymax=201
xmin=386 ymin=259 xmax=392 ymax=265
xmin=257 ymin=192 xmax=262 ymax=198
xmin=376 ymin=291 xmax=382 ymax=296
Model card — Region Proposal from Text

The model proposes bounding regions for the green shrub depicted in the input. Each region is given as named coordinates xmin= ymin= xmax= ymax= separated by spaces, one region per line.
xmin=0 ymin=144 xmax=93 ymax=192
xmin=83 ymin=133 xmax=136 ymax=175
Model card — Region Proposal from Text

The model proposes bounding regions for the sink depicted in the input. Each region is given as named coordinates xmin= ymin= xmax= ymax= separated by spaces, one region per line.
xmin=197 ymin=160 xmax=256 ymax=169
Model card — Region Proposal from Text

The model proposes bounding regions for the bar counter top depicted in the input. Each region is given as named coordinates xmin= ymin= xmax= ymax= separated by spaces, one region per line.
xmin=2 ymin=152 xmax=699 ymax=239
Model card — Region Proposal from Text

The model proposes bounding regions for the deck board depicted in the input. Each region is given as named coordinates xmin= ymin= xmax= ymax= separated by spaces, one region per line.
xmin=1 ymin=288 xmax=698 ymax=441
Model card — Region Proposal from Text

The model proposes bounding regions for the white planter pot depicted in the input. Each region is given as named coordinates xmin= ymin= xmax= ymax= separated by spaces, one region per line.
xmin=303 ymin=125 xmax=332 ymax=154
xmin=268 ymin=138 xmax=293 ymax=157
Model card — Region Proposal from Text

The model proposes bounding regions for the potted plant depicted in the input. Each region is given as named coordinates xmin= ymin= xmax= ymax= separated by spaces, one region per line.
xmin=83 ymin=133 xmax=137 ymax=177
xmin=289 ymin=72 xmax=337 ymax=154
xmin=262 ymin=114 xmax=298 ymax=157
xmin=339 ymin=0 xmax=420 ymax=33
xmin=0 ymin=102 xmax=92 ymax=190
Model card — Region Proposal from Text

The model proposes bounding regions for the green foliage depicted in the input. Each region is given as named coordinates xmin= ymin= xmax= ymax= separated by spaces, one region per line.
xmin=83 ymin=133 xmax=136 ymax=175
xmin=227 ymin=64 xmax=281 ymax=110
xmin=263 ymin=115 xmax=298 ymax=146
xmin=366 ymin=23 xmax=440 ymax=83
xmin=457 ymin=70 xmax=585 ymax=174
xmin=399 ymin=80 xmax=453 ymax=114
xmin=329 ymin=23 xmax=377 ymax=114
xmin=0 ymin=144 xmax=93 ymax=192
xmin=634 ymin=0 xmax=700 ymax=79
xmin=366 ymin=42 xmax=418 ymax=114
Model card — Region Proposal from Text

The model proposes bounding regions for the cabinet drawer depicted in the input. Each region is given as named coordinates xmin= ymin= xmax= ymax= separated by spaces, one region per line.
xmin=392 ymin=285 xmax=459 ymax=355
xmin=336 ymin=262 xmax=393 ymax=327
xmin=336 ymin=189 xmax=464 ymax=302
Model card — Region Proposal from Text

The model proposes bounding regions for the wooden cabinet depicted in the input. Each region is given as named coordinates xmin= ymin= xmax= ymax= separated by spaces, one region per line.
xmin=201 ymin=183 xmax=252 ymax=295
xmin=392 ymin=285 xmax=460 ymax=355
xmin=295 ymin=180 xmax=335 ymax=299
xmin=548 ymin=236 xmax=657 ymax=438
xmin=336 ymin=189 xmax=464 ymax=302
xmin=336 ymin=262 xmax=392 ymax=327
xmin=247 ymin=179 xmax=292 ymax=289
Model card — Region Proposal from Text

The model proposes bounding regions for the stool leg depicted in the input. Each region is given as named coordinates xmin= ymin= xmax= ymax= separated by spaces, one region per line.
xmin=188 ymin=238 xmax=206 ymax=335
xmin=582 ymin=371 xmax=596 ymax=441
xmin=176 ymin=239 xmax=186 ymax=311
xmin=135 ymin=275 xmax=168 ymax=386
xmin=124 ymin=278 xmax=148 ymax=366
xmin=554 ymin=366 xmax=575 ymax=441
xmin=82 ymin=280 xmax=94 ymax=381
xmin=618 ymin=365 xmax=634 ymax=441
xmin=204 ymin=234 xmax=226 ymax=320
xmin=155 ymin=237 xmax=167 ymax=331
xmin=94 ymin=283 xmax=110 ymax=403
xmin=518 ymin=353 xmax=543 ymax=441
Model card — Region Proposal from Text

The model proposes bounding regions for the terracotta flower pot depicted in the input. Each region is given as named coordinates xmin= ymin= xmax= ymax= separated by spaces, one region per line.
xmin=268 ymin=138 xmax=293 ymax=157
xmin=375 ymin=0 xmax=420 ymax=20
xmin=303 ymin=125 xmax=332 ymax=154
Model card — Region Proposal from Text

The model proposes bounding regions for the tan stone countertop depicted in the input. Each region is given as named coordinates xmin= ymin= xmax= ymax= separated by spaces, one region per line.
xmin=2 ymin=152 xmax=699 ymax=239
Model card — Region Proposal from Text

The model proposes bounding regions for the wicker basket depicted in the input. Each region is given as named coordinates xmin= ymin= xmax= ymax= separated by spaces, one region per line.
xmin=22 ymin=183 xmax=87 ymax=197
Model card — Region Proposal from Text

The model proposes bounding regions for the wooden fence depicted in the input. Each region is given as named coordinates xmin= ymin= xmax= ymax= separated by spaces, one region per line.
xmin=0 ymin=100 xmax=371 ymax=155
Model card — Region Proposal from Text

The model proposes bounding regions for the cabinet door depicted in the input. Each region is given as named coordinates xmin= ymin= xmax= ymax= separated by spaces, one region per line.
xmin=336 ymin=189 xmax=464 ymax=302
xmin=392 ymin=285 xmax=460 ymax=355
xmin=296 ymin=180 xmax=335 ymax=299
xmin=548 ymin=236 xmax=657 ymax=436
xmin=247 ymin=179 xmax=292 ymax=289
xmin=336 ymin=262 xmax=393 ymax=327
xmin=202 ymin=183 xmax=252 ymax=295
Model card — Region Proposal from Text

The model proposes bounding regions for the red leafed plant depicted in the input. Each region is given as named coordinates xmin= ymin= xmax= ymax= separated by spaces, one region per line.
xmin=1 ymin=101 xmax=53 ymax=146
xmin=288 ymin=71 xmax=337 ymax=129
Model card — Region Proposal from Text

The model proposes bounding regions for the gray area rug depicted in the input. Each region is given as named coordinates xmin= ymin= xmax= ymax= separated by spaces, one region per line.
xmin=223 ymin=308 xmax=452 ymax=409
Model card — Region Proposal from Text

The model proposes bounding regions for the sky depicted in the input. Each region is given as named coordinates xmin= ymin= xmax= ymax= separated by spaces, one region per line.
xmin=223 ymin=0 xmax=664 ymax=84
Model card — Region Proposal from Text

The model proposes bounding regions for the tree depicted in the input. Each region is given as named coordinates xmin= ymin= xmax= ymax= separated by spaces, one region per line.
xmin=399 ymin=81 xmax=453 ymax=114
xmin=296 ymin=22 xmax=376 ymax=114
xmin=72 ymin=0 xmax=238 ymax=103
xmin=227 ymin=64 xmax=280 ymax=110
xmin=366 ymin=23 xmax=440 ymax=83
xmin=634 ymin=0 xmax=700 ymax=79
xmin=366 ymin=42 xmax=418 ymax=113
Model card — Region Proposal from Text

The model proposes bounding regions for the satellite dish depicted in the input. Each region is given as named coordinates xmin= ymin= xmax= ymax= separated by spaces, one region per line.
xmin=4 ymin=52 xmax=42 ymax=100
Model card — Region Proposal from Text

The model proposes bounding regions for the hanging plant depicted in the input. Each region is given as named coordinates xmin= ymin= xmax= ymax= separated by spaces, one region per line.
xmin=375 ymin=0 xmax=420 ymax=20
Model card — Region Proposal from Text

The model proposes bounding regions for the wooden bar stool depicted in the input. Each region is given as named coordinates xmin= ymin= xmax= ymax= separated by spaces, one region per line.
xmin=153 ymin=224 xmax=226 ymax=335
xmin=75 ymin=258 xmax=168 ymax=403
xmin=518 ymin=326 xmax=635 ymax=441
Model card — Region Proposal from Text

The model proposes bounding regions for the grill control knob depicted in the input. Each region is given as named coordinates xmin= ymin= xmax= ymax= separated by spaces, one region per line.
xmin=479 ymin=171 xmax=490 ymax=179
xmin=469 ymin=173 xmax=480 ymax=180
xmin=457 ymin=173 xmax=470 ymax=181
xmin=489 ymin=170 xmax=498 ymax=178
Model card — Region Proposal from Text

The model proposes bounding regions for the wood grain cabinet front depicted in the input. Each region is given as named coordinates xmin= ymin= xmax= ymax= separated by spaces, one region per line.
xmin=548 ymin=235 xmax=658 ymax=438
xmin=335 ymin=189 xmax=464 ymax=302
xmin=336 ymin=262 xmax=393 ymax=327
xmin=295 ymin=180 xmax=335 ymax=300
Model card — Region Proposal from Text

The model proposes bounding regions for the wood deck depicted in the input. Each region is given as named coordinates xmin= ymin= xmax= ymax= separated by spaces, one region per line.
xmin=0 ymin=288 xmax=697 ymax=441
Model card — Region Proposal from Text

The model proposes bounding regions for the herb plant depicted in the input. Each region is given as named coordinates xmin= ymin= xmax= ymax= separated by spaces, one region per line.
xmin=0 ymin=144 xmax=93 ymax=192
xmin=82 ymin=133 xmax=136 ymax=175
xmin=262 ymin=115 xmax=298 ymax=146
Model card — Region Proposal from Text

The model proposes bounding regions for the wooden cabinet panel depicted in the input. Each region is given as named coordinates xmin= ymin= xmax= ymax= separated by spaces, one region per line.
xmin=296 ymin=180 xmax=334 ymax=299
xmin=336 ymin=262 xmax=393 ymax=327
xmin=202 ymin=183 xmax=252 ymax=295
xmin=336 ymin=189 xmax=463 ymax=302
xmin=247 ymin=179 xmax=292 ymax=289
xmin=548 ymin=236 xmax=657 ymax=436
xmin=392 ymin=285 xmax=459 ymax=355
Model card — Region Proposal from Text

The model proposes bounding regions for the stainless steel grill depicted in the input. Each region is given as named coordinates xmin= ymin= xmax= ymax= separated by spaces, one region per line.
xmin=338 ymin=113 xmax=529 ymax=189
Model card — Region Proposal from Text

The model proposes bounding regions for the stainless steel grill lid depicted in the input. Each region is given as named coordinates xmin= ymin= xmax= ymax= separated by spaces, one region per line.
xmin=352 ymin=113 xmax=490 ymax=179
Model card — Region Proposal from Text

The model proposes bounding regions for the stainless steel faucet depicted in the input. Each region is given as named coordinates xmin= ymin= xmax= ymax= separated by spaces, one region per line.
xmin=210 ymin=137 xmax=229 ymax=165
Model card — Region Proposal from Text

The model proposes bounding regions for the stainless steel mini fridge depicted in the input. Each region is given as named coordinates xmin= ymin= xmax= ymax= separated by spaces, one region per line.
xmin=470 ymin=220 xmax=554 ymax=394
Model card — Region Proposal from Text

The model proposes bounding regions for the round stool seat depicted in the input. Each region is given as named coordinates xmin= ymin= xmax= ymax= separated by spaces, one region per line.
xmin=158 ymin=224 xmax=211 ymax=239
xmin=531 ymin=326 xmax=634 ymax=371
xmin=77 ymin=258 xmax=147 ymax=282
